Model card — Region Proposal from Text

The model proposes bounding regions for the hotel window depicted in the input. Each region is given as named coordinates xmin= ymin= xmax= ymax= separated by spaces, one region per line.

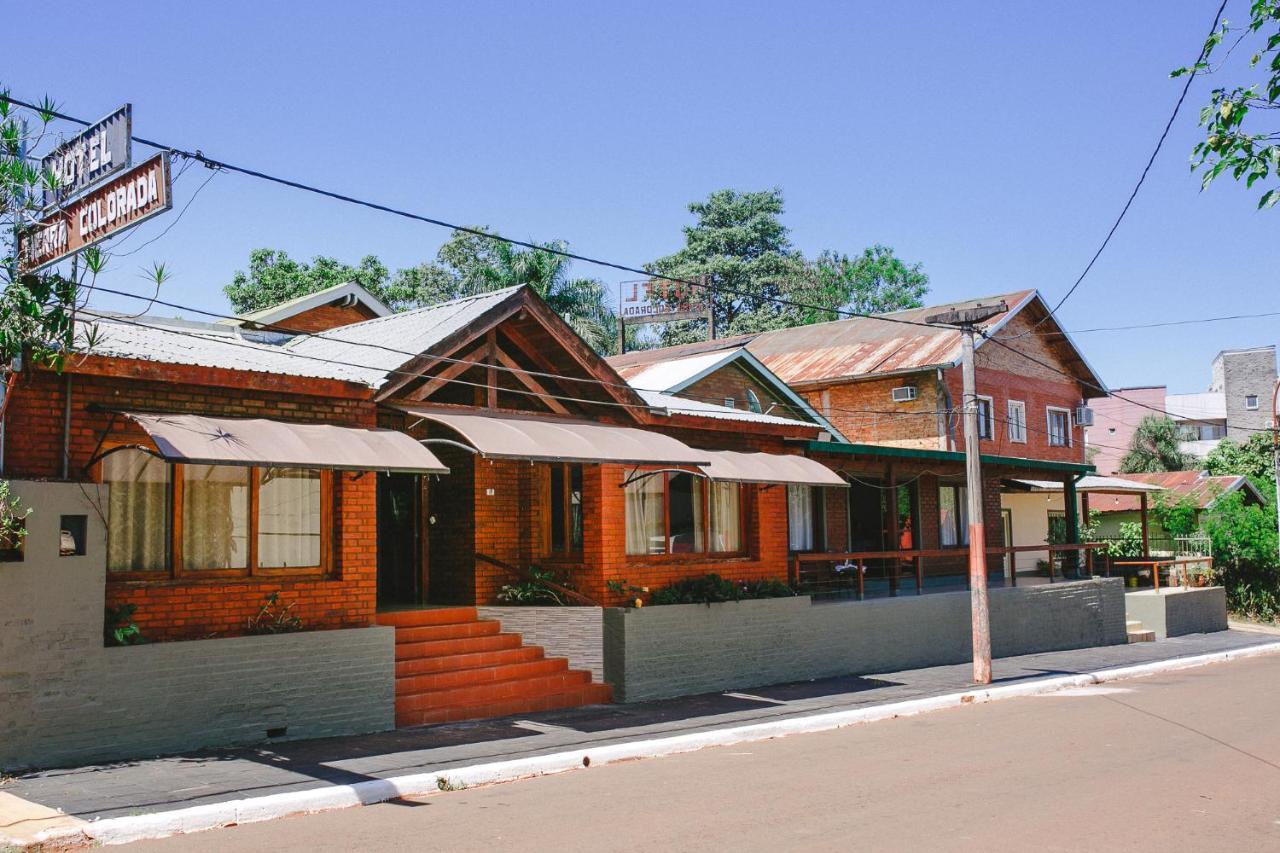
xmin=102 ymin=449 xmax=331 ymax=578
xmin=624 ymin=473 xmax=745 ymax=556
xmin=1007 ymin=400 xmax=1027 ymax=443
xmin=976 ymin=396 xmax=995 ymax=440
xmin=1245 ymin=395 xmax=1259 ymax=410
xmin=939 ymin=483 xmax=969 ymax=548
xmin=787 ymin=485 xmax=826 ymax=552
xmin=548 ymin=463 xmax=584 ymax=554
xmin=1047 ymin=407 xmax=1071 ymax=447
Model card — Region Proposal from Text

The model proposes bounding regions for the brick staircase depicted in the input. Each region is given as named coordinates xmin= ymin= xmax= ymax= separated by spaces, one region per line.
xmin=377 ymin=607 xmax=612 ymax=727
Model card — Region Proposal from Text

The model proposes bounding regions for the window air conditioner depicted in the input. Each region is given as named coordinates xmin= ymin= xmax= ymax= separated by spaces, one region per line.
xmin=1074 ymin=405 xmax=1095 ymax=427
xmin=891 ymin=386 xmax=918 ymax=403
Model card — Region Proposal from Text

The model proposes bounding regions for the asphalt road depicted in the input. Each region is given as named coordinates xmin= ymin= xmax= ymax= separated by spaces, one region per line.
xmin=128 ymin=655 xmax=1280 ymax=852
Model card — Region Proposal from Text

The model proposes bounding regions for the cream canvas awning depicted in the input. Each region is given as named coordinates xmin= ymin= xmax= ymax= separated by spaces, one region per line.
xmin=698 ymin=450 xmax=848 ymax=487
xmin=122 ymin=413 xmax=449 ymax=474
xmin=396 ymin=407 xmax=711 ymax=466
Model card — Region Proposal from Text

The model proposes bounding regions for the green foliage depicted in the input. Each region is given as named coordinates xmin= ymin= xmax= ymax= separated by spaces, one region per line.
xmin=1104 ymin=522 xmax=1145 ymax=558
xmin=1174 ymin=1 xmax=1280 ymax=208
xmin=605 ymin=578 xmax=649 ymax=606
xmin=1118 ymin=416 xmax=1194 ymax=474
xmin=496 ymin=567 xmax=573 ymax=606
xmin=245 ymin=592 xmax=303 ymax=635
xmin=225 ymin=232 xmax=621 ymax=354
xmin=645 ymin=188 xmax=929 ymax=346
xmin=648 ymin=573 xmax=795 ymax=606
xmin=0 ymin=479 xmax=28 ymax=553
xmin=1151 ymin=494 xmax=1200 ymax=538
xmin=1202 ymin=490 xmax=1278 ymax=569
xmin=104 ymin=604 xmax=144 ymax=646
xmin=1203 ymin=432 xmax=1277 ymax=495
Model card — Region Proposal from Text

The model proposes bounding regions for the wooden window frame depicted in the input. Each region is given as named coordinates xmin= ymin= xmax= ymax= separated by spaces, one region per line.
xmin=976 ymin=395 xmax=995 ymax=441
xmin=626 ymin=472 xmax=751 ymax=560
xmin=1007 ymin=399 xmax=1027 ymax=443
xmin=787 ymin=484 xmax=827 ymax=554
xmin=101 ymin=447 xmax=334 ymax=583
xmin=1046 ymin=406 xmax=1072 ymax=447
xmin=546 ymin=462 xmax=584 ymax=557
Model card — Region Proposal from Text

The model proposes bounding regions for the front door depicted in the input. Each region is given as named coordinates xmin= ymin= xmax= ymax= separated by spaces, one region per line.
xmin=377 ymin=473 xmax=426 ymax=608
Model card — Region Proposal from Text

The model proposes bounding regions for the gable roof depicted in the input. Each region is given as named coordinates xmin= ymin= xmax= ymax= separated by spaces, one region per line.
xmin=1095 ymin=471 xmax=1264 ymax=513
xmin=609 ymin=346 xmax=845 ymax=437
xmin=226 ymin=281 xmax=392 ymax=328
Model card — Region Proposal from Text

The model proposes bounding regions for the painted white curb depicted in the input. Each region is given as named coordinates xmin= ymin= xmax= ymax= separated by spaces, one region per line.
xmin=32 ymin=640 xmax=1280 ymax=848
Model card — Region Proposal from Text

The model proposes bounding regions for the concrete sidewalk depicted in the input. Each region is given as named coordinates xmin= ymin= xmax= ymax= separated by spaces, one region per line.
xmin=2 ymin=629 xmax=1273 ymax=837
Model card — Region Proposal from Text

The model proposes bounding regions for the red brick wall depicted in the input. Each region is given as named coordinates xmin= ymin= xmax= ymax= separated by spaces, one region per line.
xmin=681 ymin=363 xmax=806 ymax=421
xmin=943 ymin=367 xmax=1085 ymax=463
xmin=5 ymin=366 xmax=379 ymax=642
xmin=797 ymin=375 xmax=945 ymax=448
xmin=278 ymin=302 xmax=380 ymax=333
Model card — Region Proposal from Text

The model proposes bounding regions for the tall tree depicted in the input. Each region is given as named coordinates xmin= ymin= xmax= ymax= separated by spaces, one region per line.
xmin=224 ymin=250 xmax=398 ymax=313
xmin=393 ymin=229 xmax=620 ymax=354
xmin=1204 ymin=431 xmax=1277 ymax=497
xmin=1175 ymin=2 xmax=1280 ymax=209
xmin=645 ymin=189 xmax=929 ymax=345
xmin=1118 ymin=415 xmax=1195 ymax=474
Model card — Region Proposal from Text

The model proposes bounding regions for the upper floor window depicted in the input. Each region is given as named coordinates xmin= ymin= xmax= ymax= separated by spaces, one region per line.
xmin=976 ymin=396 xmax=995 ymax=440
xmin=1245 ymin=395 xmax=1259 ymax=410
xmin=1007 ymin=400 xmax=1027 ymax=443
xmin=103 ymin=448 xmax=331 ymax=579
xmin=548 ymin=463 xmax=583 ymax=554
xmin=1047 ymin=407 xmax=1072 ymax=447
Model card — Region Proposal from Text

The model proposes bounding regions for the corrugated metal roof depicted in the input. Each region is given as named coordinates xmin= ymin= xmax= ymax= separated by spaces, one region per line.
xmin=284 ymin=286 xmax=521 ymax=387
xmin=1094 ymin=471 xmax=1258 ymax=512
xmin=75 ymin=312 xmax=373 ymax=385
xmin=616 ymin=349 xmax=737 ymax=389
xmin=745 ymin=291 xmax=1036 ymax=385
xmin=634 ymin=388 xmax=818 ymax=429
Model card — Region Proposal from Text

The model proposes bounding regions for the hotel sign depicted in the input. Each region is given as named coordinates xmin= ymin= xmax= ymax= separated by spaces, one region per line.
xmin=18 ymin=153 xmax=172 ymax=273
xmin=619 ymin=277 xmax=711 ymax=325
xmin=40 ymin=104 xmax=132 ymax=209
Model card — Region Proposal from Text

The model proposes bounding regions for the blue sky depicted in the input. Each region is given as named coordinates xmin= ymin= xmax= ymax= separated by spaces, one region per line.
xmin=7 ymin=1 xmax=1276 ymax=393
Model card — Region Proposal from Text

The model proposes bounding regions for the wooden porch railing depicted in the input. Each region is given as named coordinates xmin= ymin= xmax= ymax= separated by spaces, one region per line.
xmin=791 ymin=543 xmax=1107 ymax=600
xmin=475 ymin=552 xmax=601 ymax=607
xmin=1109 ymin=556 xmax=1215 ymax=592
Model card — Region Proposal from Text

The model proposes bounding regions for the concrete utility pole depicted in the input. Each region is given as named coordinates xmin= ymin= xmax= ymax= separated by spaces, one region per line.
xmin=926 ymin=301 xmax=1007 ymax=685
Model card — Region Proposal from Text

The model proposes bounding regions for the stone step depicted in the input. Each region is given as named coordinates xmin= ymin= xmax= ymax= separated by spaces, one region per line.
xmin=376 ymin=607 xmax=478 ymax=628
xmin=1126 ymin=620 xmax=1144 ymax=631
xmin=395 ymin=657 xmax=569 ymax=695
xmin=1127 ymin=629 xmax=1156 ymax=644
xmin=395 ymin=683 xmax=614 ymax=728
xmin=396 ymin=669 xmax=594 ymax=714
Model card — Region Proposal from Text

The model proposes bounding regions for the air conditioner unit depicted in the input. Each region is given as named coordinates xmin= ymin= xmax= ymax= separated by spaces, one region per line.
xmin=1074 ymin=405 xmax=1095 ymax=427
xmin=891 ymin=385 xmax=918 ymax=403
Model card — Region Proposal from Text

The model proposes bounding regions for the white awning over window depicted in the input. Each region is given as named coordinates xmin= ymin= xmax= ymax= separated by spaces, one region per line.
xmin=698 ymin=450 xmax=848 ymax=487
xmin=122 ymin=413 xmax=449 ymax=474
xmin=395 ymin=407 xmax=711 ymax=466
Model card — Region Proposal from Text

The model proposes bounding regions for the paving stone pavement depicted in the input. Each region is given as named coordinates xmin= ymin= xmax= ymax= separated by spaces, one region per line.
xmin=3 ymin=630 xmax=1273 ymax=821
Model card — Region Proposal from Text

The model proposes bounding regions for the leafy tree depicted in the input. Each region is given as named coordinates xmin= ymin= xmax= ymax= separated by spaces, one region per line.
xmin=224 ymin=249 xmax=397 ymax=313
xmin=1204 ymin=490 xmax=1278 ymax=571
xmin=393 ymin=229 xmax=620 ymax=354
xmin=1174 ymin=1 xmax=1280 ymax=209
xmin=1151 ymin=494 xmax=1200 ymax=538
xmin=1118 ymin=415 xmax=1194 ymax=473
xmin=1203 ymin=431 xmax=1277 ymax=496
xmin=645 ymin=189 xmax=929 ymax=345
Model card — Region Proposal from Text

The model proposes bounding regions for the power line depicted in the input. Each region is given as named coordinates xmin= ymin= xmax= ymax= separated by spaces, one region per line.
xmin=1030 ymin=308 xmax=1280 ymax=335
xmin=2 ymin=94 xmax=954 ymax=334
xmin=1024 ymin=0 xmax=1230 ymax=335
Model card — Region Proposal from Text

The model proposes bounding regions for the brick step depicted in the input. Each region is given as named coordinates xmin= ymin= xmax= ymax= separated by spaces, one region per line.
xmin=394 ymin=633 xmax=523 ymax=661
xmin=396 ymin=682 xmax=614 ymax=728
xmin=1127 ymin=629 xmax=1156 ymax=644
xmin=376 ymin=607 xmax=478 ymax=628
xmin=395 ymin=645 xmax=545 ymax=678
xmin=393 ymin=620 xmax=501 ymax=644
xmin=396 ymin=669 xmax=593 ymax=713
xmin=395 ymin=657 xmax=569 ymax=695
xmin=1126 ymin=620 xmax=1144 ymax=631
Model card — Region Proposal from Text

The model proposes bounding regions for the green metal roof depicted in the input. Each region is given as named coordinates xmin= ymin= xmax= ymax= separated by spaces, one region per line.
xmin=803 ymin=440 xmax=1095 ymax=475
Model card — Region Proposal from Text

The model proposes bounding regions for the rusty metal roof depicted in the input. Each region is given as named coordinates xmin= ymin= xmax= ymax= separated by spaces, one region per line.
xmin=744 ymin=290 xmax=1037 ymax=385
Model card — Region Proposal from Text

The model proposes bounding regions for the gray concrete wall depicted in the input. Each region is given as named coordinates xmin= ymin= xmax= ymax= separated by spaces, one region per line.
xmin=0 ymin=481 xmax=394 ymax=771
xmin=1124 ymin=587 xmax=1228 ymax=640
xmin=477 ymin=606 xmax=603 ymax=681
xmin=604 ymin=579 xmax=1127 ymax=703
xmin=1215 ymin=346 xmax=1277 ymax=439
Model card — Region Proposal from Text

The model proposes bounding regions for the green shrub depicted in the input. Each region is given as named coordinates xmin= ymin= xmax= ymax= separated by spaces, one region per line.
xmin=104 ymin=604 xmax=144 ymax=646
xmin=649 ymin=573 xmax=795 ymax=606
xmin=497 ymin=568 xmax=573 ymax=606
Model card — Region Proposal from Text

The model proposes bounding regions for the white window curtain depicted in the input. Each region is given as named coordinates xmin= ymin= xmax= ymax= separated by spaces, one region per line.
xmin=104 ymin=449 xmax=169 ymax=572
xmin=710 ymin=482 xmax=742 ymax=552
xmin=182 ymin=464 xmax=250 ymax=570
xmin=787 ymin=484 xmax=814 ymax=551
xmin=258 ymin=468 xmax=322 ymax=568
xmin=625 ymin=474 xmax=665 ymax=555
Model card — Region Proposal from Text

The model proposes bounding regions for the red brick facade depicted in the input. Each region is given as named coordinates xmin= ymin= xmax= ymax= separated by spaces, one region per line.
xmin=278 ymin=302 xmax=381 ymax=333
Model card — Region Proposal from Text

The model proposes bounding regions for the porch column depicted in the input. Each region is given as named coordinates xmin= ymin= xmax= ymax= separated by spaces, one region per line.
xmin=1139 ymin=491 xmax=1150 ymax=556
xmin=1063 ymin=475 xmax=1080 ymax=578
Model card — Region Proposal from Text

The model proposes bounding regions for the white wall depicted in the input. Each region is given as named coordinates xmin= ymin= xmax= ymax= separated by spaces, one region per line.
xmin=1001 ymin=492 xmax=1065 ymax=572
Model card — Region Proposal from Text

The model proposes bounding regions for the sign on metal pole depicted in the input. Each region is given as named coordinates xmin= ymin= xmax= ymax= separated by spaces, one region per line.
xmin=617 ymin=277 xmax=715 ymax=353
xmin=40 ymin=104 xmax=132 ymax=209
xmin=18 ymin=152 xmax=172 ymax=273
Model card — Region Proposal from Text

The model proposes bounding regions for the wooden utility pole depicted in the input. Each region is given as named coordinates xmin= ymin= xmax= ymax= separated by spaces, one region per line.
xmin=926 ymin=301 xmax=1007 ymax=685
